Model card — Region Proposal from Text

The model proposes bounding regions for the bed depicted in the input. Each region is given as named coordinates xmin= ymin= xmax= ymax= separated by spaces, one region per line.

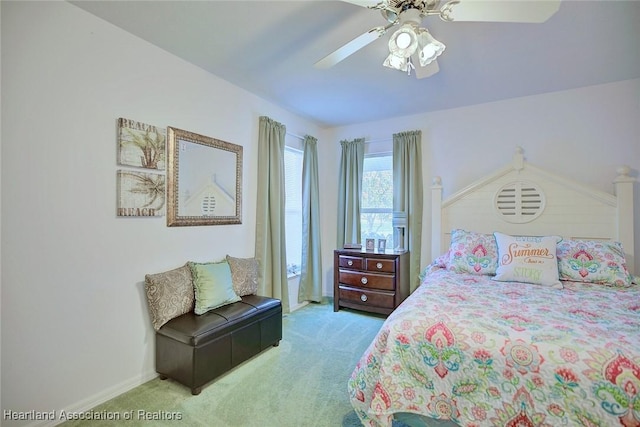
xmin=348 ymin=148 xmax=639 ymax=427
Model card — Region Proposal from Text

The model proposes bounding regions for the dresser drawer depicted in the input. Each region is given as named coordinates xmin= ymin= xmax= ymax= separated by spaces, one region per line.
xmin=338 ymin=255 xmax=363 ymax=270
xmin=334 ymin=249 xmax=409 ymax=315
xmin=338 ymin=270 xmax=395 ymax=291
xmin=339 ymin=286 xmax=395 ymax=309
xmin=365 ymin=258 xmax=395 ymax=273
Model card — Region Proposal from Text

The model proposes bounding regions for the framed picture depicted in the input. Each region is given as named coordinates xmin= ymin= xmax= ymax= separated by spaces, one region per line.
xmin=378 ymin=239 xmax=387 ymax=252
xmin=117 ymin=170 xmax=165 ymax=217
xmin=166 ymin=127 xmax=242 ymax=226
xmin=117 ymin=118 xmax=166 ymax=170
xmin=365 ymin=239 xmax=375 ymax=251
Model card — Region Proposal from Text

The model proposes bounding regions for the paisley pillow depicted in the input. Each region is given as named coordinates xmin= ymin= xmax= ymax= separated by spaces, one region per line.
xmin=556 ymin=239 xmax=632 ymax=287
xmin=447 ymin=229 xmax=498 ymax=275
xmin=226 ymin=255 xmax=259 ymax=296
xmin=145 ymin=264 xmax=195 ymax=331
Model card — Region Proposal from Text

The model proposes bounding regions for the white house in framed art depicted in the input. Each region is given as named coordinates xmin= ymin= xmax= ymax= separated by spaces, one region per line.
xmin=181 ymin=175 xmax=236 ymax=217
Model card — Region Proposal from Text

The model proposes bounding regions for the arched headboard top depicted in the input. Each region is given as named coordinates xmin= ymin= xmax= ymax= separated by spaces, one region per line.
xmin=431 ymin=148 xmax=636 ymax=274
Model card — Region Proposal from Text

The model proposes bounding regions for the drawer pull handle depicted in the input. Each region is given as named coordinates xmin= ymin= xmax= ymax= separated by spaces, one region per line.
xmin=347 ymin=260 xmax=353 ymax=266
xmin=361 ymin=277 xmax=368 ymax=285
xmin=360 ymin=294 xmax=368 ymax=302
xmin=376 ymin=262 xmax=383 ymax=269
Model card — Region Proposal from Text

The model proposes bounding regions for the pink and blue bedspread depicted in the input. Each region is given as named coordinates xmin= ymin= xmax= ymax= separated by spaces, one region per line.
xmin=348 ymin=268 xmax=640 ymax=427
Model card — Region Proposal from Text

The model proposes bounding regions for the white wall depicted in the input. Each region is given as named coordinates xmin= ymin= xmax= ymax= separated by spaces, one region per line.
xmin=3 ymin=1 xmax=639 ymax=424
xmin=0 ymin=1 xmax=322 ymax=425
xmin=319 ymin=78 xmax=640 ymax=296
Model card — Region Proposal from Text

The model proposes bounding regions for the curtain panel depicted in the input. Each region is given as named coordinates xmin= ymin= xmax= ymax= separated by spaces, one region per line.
xmin=336 ymin=138 xmax=365 ymax=249
xmin=393 ymin=130 xmax=424 ymax=292
xmin=298 ymin=135 xmax=323 ymax=303
xmin=255 ymin=116 xmax=289 ymax=313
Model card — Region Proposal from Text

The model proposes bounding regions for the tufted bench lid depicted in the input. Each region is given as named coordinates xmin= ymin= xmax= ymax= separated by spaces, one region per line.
xmin=157 ymin=296 xmax=281 ymax=346
xmin=239 ymin=295 xmax=281 ymax=311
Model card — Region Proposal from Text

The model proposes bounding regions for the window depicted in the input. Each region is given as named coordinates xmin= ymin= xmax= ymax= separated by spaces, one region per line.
xmin=360 ymin=154 xmax=394 ymax=247
xmin=284 ymin=146 xmax=303 ymax=277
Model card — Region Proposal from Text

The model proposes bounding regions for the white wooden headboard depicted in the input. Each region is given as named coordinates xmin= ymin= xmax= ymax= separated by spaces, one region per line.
xmin=431 ymin=147 xmax=636 ymax=275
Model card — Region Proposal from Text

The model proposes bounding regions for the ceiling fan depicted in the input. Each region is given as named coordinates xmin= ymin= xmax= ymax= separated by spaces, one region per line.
xmin=315 ymin=0 xmax=561 ymax=79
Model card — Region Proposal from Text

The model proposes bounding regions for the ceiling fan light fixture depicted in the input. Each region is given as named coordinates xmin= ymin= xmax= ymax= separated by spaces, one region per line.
xmin=396 ymin=32 xmax=413 ymax=49
xmin=388 ymin=24 xmax=419 ymax=58
xmin=417 ymin=29 xmax=445 ymax=66
xmin=383 ymin=52 xmax=409 ymax=72
xmin=381 ymin=8 xmax=399 ymax=23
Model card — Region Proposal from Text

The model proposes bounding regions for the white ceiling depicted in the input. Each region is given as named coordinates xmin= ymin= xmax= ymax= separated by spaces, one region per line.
xmin=70 ymin=0 xmax=640 ymax=128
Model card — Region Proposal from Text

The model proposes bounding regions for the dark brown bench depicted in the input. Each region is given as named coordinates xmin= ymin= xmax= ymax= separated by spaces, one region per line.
xmin=155 ymin=295 xmax=282 ymax=395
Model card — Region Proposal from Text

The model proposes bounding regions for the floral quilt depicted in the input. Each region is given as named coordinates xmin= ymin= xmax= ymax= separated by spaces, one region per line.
xmin=348 ymin=268 xmax=640 ymax=427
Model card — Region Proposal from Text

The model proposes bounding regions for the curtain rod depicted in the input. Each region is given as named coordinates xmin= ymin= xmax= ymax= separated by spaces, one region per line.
xmin=287 ymin=133 xmax=391 ymax=144
xmin=365 ymin=137 xmax=392 ymax=144
xmin=286 ymin=132 xmax=304 ymax=141
xmin=339 ymin=137 xmax=392 ymax=144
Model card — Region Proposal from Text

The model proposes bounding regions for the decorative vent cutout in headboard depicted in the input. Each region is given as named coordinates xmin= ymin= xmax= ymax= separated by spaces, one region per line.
xmin=494 ymin=181 xmax=545 ymax=224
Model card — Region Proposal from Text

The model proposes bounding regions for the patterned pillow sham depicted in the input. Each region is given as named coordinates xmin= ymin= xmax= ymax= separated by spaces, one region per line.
xmin=145 ymin=263 xmax=195 ymax=331
xmin=447 ymin=229 xmax=498 ymax=275
xmin=556 ymin=239 xmax=633 ymax=287
xmin=226 ymin=255 xmax=259 ymax=296
xmin=493 ymin=232 xmax=562 ymax=289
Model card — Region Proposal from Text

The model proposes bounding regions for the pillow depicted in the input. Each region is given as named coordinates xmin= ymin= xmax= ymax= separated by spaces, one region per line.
xmin=145 ymin=264 xmax=195 ymax=331
xmin=226 ymin=255 xmax=259 ymax=296
xmin=493 ymin=232 xmax=562 ymax=289
xmin=556 ymin=239 xmax=633 ymax=287
xmin=447 ymin=229 xmax=498 ymax=275
xmin=189 ymin=261 xmax=241 ymax=315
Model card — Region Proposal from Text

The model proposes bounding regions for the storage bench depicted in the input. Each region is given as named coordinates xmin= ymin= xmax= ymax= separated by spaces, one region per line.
xmin=156 ymin=295 xmax=282 ymax=395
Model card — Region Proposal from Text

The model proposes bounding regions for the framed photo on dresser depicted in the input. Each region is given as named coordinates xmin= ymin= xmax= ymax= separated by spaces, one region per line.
xmin=365 ymin=239 xmax=375 ymax=251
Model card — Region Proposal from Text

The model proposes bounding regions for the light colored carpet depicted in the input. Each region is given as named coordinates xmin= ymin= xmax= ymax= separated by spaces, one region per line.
xmin=60 ymin=300 xmax=387 ymax=427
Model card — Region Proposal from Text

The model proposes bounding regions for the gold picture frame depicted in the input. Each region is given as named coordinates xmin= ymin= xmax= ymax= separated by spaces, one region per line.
xmin=167 ymin=127 xmax=242 ymax=226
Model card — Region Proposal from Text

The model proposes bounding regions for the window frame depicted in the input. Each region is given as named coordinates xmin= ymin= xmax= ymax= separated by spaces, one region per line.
xmin=284 ymin=145 xmax=304 ymax=278
xmin=360 ymin=152 xmax=394 ymax=247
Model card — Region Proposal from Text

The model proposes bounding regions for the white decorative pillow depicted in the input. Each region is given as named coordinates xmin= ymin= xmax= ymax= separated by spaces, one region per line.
xmin=447 ymin=229 xmax=498 ymax=275
xmin=493 ymin=232 xmax=562 ymax=289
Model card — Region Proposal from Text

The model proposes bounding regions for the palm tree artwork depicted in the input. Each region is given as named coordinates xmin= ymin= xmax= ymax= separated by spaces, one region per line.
xmin=116 ymin=118 xmax=167 ymax=217
xmin=117 ymin=170 xmax=165 ymax=217
xmin=118 ymin=118 xmax=166 ymax=170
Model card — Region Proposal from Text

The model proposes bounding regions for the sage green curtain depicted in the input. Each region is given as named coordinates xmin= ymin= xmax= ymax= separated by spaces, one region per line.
xmin=336 ymin=138 xmax=365 ymax=248
xmin=255 ymin=116 xmax=289 ymax=313
xmin=393 ymin=130 xmax=424 ymax=292
xmin=298 ymin=135 xmax=322 ymax=303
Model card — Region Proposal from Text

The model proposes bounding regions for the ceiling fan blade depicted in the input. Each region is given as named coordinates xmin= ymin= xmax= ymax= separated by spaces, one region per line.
xmin=315 ymin=25 xmax=391 ymax=69
xmin=414 ymin=60 xmax=440 ymax=79
xmin=339 ymin=0 xmax=381 ymax=8
xmin=445 ymin=0 xmax=561 ymax=23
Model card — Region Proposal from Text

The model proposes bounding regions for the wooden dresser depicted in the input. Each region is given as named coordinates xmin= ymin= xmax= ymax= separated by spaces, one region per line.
xmin=333 ymin=249 xmax=409 ymax=315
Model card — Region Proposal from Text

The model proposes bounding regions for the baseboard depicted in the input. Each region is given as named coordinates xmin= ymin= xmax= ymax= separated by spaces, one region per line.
xmin=289 ymin=297 xmax=334 ymax=313
xmin=289 ymin=300 xmax=309 ymax=312
xmin=23 ymin=370 xmax=159 ymax=427
xmin=22 ymin=297 xmax=335 ymax=426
